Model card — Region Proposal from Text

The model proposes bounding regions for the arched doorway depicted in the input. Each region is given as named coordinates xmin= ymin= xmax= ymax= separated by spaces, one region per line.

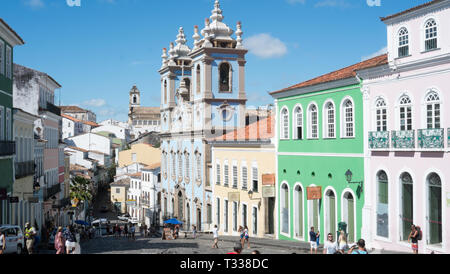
xmin=325 ymin=189 xmax=336 ymax=239
xmin=343 ymin=192 xmax=355 ymax=244
xmin=280 ymin=183 xmax=289 ymax=235
xmin=427 ymin=173 xmax=442 ymax=245
xmin=197 ymin=208 xmax=202 ymax=232
xmin=376 ymin=171 xmax=389 ymax=238
xmin=294 ymin=185 xmax=304 ymax=239
xmin=400 ymin=172 xmax=413 ymax=241
xmin=177 ymin=191 xmax=184 ymax=221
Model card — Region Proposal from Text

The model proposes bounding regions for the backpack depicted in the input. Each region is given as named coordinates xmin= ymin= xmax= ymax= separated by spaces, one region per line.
xmin=416 ymin=226 xmax=422 ymax=241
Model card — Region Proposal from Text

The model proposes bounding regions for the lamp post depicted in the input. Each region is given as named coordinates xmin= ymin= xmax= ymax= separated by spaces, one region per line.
xmin=345 ymin=169 xmax=364 ymax=198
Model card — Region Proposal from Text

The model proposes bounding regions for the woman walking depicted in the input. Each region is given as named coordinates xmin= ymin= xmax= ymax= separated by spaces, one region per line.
xmin=243 ymin=226 xmax=250 ymax=249
xmin=54 ymin=227 xmax=65 ymax=254
xmin=408 ymin=225 xmax=419 ymax=254
xmin=338 ymin=230 xmax=347 ymax=253
xmin=192 ymin=225 xmax=197 ymax=239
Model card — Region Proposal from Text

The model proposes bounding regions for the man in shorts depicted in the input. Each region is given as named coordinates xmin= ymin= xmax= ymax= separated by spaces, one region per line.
xmin=212 ymin=225 xmax=219 ymax=249
xmin=309 ymin=227 xmax=318 ymax=254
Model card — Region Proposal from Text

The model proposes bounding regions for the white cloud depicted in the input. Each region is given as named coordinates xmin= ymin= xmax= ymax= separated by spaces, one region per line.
xmin=361 ymin=46 xmax=387 ymax=61
xmin=82 ymin=99 xmax=106 ymax=108
xmin=244 ymin=33 xmax=288 ymax=59
xmin=24 ymin=0 xmax=45 ymax=9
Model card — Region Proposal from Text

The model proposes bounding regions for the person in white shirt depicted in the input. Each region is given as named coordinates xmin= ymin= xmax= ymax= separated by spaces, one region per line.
xmin=323 ymin=233 xmax=339 ymax=254
xmin=212 ymin=225 xmax=219 ymax=249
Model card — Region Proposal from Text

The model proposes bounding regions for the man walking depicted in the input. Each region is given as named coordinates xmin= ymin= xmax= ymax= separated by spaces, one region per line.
xmin=212 ymin=225 xmax=219 ymax=249
xmin=24 ymin=222 xmax=37 ymax=254
xmin=309 ymin=227 xmax=318 ymax=254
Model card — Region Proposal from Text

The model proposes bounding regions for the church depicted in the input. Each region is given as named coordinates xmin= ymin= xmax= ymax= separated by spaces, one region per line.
xmin=128 ymin=85 xmax=161 ymax=138
xmin=159 ymin=0 xmax=249 ymax=231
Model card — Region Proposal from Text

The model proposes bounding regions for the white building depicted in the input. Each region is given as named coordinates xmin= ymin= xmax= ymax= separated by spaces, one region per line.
xmin=91 ymin=124 xmax=131 ymax=143
xmin=62 ymin=114 xmax=84 ymax=139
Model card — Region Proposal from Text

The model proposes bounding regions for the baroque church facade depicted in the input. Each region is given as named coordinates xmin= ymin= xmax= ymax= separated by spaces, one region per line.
xmin=159 ymin=0 xmax=248 ymax=231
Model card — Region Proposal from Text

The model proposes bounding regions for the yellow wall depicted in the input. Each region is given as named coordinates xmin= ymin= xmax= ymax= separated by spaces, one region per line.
xmin=118 ymin=143 xmax=161 ymax=168
xmin=111 ymin=186 xmax=127 ymax=214
xmin=212 ymin=146 xmax=276 ymax=239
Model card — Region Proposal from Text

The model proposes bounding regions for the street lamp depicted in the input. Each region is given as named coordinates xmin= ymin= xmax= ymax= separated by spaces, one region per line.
xmin=345 ymin=169 xmax=363 ymax=197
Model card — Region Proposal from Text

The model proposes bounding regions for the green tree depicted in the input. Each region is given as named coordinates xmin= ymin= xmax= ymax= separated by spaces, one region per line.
xmin=70 ymin=176 xmax=93 ymax=204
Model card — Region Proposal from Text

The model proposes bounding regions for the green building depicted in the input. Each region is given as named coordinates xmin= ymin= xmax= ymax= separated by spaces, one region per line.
xmin=0 ymin=19 xmax=24 ymax=197
xmin=269 ymin=55 xmax=386 ymax=245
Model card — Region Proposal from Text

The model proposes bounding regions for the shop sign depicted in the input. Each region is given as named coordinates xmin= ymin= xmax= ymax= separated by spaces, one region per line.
xmin=307 ymin=186 xmax=322 ymax=200
xmin=262 ymin=186 xmax=275 ymax=198
xmin=9 ymin=197 xmax=19 ymax=203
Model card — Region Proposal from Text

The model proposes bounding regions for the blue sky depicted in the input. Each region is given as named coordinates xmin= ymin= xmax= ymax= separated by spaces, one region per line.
xmin=3 ymin=0 xmax=431 ymax=122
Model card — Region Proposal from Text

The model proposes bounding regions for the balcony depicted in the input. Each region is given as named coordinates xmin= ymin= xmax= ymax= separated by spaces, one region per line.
xmin=418 ymin=129 xmax=444 ymax=149
xmin=44 ymin=183 xmax=61 ymax=201
xmin=15 ymin=161 xmax=35 ymax=179
xmin=0 ymin=141 xmax=15 ymax=156
xmin=369 ymin=131 xmax=390 ymax=149
xmin=39 ymin=102 xmax=61 ymax=116
xmin=392 ymin=130 xmax=415 ymax=149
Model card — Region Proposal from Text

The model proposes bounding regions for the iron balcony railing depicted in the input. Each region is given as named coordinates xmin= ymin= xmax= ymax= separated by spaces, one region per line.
xmin=418 ymin=128 xmax=444 ymax=149
xmin=369 ymin=131 xmax=390 ymax=149
xmin=15 ymin=161 xmax=35 ymax=179
xmin=392 ymin=130 xmax=415 ymax=149
xmin=0 ymin=141 xmax=15 ymax=156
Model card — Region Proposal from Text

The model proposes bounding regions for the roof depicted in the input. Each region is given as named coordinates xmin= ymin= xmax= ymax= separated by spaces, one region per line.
xmin=129 ymin=172 xmax=142 ymax=178
xmin=111 ymin=178 xmax=130 ymax=187
xmin=142 ymin=162 xmax=161 ymax=170
xmin=131 ymin=107 xmax=160 ymax=114
xmin=89 ymin=150 xmax=106 ymax=155
xmin=210 ymin=116 xmax=275 ymax=142
xmin=70 ymin=164 xmax=88 ymax=171
xmin=60 ymin=106 xmax=91 ymax=113
xmin=0 ymin=18 xmax=25 ymax=45
xmin=13 ymin=63 xmax=62 ymax=88
xmin=83 ymin=120 xmax=100 ymax=127
xmin=66 ymin=146 xmax=88 ymax=153
xmin=62 ymin=113 xmax=82 ymax=123
xmin=270 ymin=54 xmax=388 ymax=95
xmin=380 ymin=0 xmax=444 ymax=22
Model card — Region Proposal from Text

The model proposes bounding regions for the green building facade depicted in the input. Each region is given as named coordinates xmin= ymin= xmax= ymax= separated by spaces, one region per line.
xmin=0 ymin=19 xmax=24 ymax=194
xmin=270 ymin=56 xmax=386 ymax=245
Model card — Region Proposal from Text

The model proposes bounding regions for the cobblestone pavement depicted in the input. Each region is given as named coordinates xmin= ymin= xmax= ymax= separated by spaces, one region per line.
xmin=80 ymin=233 xmax=311 ymax=254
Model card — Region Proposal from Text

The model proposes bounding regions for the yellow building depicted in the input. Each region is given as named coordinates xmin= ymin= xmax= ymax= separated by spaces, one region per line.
xmin=210 ymin=116 xmax=276 ymax=239
xmin=110 ymin=178 xmax=130 ymax=214
xmin=118 ymin=143 xmax=160 ymax=168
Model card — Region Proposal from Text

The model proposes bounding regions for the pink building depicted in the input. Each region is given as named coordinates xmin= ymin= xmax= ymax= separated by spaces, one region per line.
xmin=358 ymin=0 xmax=450 ymax=254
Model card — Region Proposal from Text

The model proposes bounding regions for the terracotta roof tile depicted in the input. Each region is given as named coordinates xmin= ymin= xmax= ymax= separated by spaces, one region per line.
xmin=210 ymin=116 xmax=275 ymax=142
xmin=380 ymin=0 xmax=444 ymax=22
xmin=67 ymin=146 xmax=88 ymax=153
xmin=270 ymin=54 xmax=388 ymax=95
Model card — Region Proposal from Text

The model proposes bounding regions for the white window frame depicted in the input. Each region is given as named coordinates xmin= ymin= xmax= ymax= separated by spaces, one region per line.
xmin=224 ymin=160 xmax=229 ymax=187
xmin=241 ymin=161 xmax=248 ymax=190
xmin=293 ymin=104 xmax=303 ymax=140
xmin=232 ymin=161 xmax=238 ymax=189
xmin=424 ymin=18 xmax=438 ymax=52
xmin=375 ymin=97 xmax=388 ymax=132
xmin=398 ymin=27 xmax=409 ymax=58
xmin=423 ymin=89 xmax=441 ymax=130
xmin=216 ymin=160 xmax=221 ymax=185
xmin=307 ymin=103 xmax=319 ymax=139
xmin=323 ymin=100 xmax=336 ymax=139
xmin=341 ymin=97 xmax=355 ymax=138
xmin=280 ymin=107 xmax=290 ymax=140
xmin=252 ymin=162 xmax=259 ymax=193
xmin=0 ymin=40 xmax=4 ymax=76
xmin=398 ymin=94 xmax=413 ymax=131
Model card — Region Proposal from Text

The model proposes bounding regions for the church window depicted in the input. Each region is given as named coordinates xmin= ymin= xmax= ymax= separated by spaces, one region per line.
xmin=196 ymin=65 xmax=201 ymax=94
xmin=219 ymin=62 xmax=232 ymax=93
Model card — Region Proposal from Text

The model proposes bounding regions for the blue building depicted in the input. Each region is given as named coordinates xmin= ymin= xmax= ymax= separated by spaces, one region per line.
xmin=159 ymin=0 xmax=248 ymax=231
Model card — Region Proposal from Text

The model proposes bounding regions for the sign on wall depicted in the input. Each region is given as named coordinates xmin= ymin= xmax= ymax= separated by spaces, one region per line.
xmin=307 ymin=186 xmax=322 ymax=200
xmin=262 ymin=186 xmax=275 ymax=198
xmin=228 ymin=192 xmax=240 ymax=202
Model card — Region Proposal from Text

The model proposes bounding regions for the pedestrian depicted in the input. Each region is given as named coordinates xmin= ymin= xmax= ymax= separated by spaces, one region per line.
xmin=175 ymin=225 xmax=179 ymax=239
xmin=212 ymin=225 xmax=219 ymax=249
xmin=408 ymin=225 xmax=420 ymax=254
xmin=54 ymin=227 xmax=65 ymax=254
xmin=309 ymin=227 xmax=318 ymax=254
xmin=130 ymin=225 xmax=136 ymax=241
xmin=124 ymin=224 xmax=129 ymax=239
xmin=24 ymin=222 xmax=37 ymax=254
xmin=74 ymin=228 xmax=81 ymax=254
xmin=0 ymin=230 xmax=5 ymax=255
xmin=63 ymin=226 xmax=77 ymax=254
xmin=192 ymin=225 xmax=197 ymax=239
xmin=143 ymin=224 xmax=148 ymax=238
xmin=238 ymin=226 xmax=244 ymax=248
xmin=323 ymin=233 xmax=339 ymax=254
xmin=227 ymin=242 xmax=243 ymax=254
xmin=338 ymin=230 xmax=347 ymax=253
xmin=348 ymin=239 xmax=368 ymax=254
xmin=316 ymin=230 xmax=320 ymax=248
xmin=243 ymin=226 xmax=250 ymax=249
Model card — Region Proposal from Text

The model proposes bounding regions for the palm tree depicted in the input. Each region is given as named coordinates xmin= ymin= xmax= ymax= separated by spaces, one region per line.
xmin=70 ymin=176 xmax=93 ymax=205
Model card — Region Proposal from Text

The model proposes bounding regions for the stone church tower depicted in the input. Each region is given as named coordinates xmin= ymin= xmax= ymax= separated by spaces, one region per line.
xmin=159 ymin=0 xmax=248 ymax=231
xmin=128 ymin=85 xmax=141 ymax=124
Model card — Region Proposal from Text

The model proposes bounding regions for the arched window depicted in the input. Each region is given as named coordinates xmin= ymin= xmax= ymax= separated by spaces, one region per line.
xmin=400 ymin=172 xmax=413 ymax=241
xmin=178 ymin=153 xmax=183 ymax=178
xmin=294 ymin=185 xmax=303 ymax=238
xmin=293 ymin=106 xmax=303 ymax=140
xmin=280 ymin=183 xmax=289 ymax=234
xmin=280 ymin=108 xmax=289 ymax=139
xmin=324 ymin=102 xmax=335 ymax=138
xmin=184 ymin=78 xmax=191 ymax=98
xmin=196 ymin=65 xmax=201 ymax=94
xmin=343 ymin=99 xmax=354 ymax=137
xmin=399 ymin=95 xmax=412 ymax=131
xmin=196 ymin=153 xmax=202 ymax=181
xmin=398 ymin=27 xmax=409 ymax=57
xmin=219 ymin=62 xmax=232 ymax=92
xmin=185 ymin=153 xmax=190 ymax=179
xmin=376 ymin=171 xmax=389 ymax=238
xmin=425 ymin=90 xmax=441 ymax=129
xmin=427 ymin=173 xmax=442 ymax=245
xmin=425 ymin=19 xmax=437 ymax=51
xmin=133 ymin=95 xmax=137 ymax=104
xmin=308 ymin=104 xmax=318 ymax=139
xmin=376 ymin=98 xmax=387 ymax=132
